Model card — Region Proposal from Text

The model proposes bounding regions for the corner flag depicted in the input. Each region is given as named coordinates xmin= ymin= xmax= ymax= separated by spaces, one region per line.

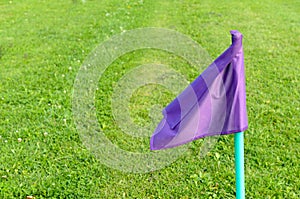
xmin=150 ymin=30 xmax=248 ymax=150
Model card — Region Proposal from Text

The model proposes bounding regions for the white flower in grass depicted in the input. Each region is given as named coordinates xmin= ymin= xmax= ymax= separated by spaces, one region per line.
xmin=120 ymin=26 xmax=126 ymax=33
xmin=18 ymin=138 xmax=22 ymax=143
xmin=44 ymin=132 xmax=48 ymax=136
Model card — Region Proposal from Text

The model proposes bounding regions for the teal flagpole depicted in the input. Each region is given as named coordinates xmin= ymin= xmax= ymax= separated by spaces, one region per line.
xmin=234 ymin=132 xmax=245 ymax=199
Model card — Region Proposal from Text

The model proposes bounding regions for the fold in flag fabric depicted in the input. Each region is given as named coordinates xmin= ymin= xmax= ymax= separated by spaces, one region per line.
xmin=150 ymin=30 xmax=248 ymax=150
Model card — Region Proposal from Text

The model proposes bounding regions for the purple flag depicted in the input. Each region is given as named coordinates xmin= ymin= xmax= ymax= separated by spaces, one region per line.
xmin=150 ymin=30 xmax=248 ymax=150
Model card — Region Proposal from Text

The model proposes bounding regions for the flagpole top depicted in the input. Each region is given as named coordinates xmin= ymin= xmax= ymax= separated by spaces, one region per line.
xmin=230 ymin=30 xmax=243 ymax=42
xmin=230 ymin=30 xmax=242 ymax=38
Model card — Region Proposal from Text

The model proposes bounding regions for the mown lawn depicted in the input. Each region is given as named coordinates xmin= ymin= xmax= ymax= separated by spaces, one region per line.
xmin=0 ymin=0 xmax=299 ymax=198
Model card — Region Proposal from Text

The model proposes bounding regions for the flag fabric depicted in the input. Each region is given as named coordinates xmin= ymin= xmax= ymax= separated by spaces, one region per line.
xmin=150 ymin=30 xmax=248 ymax=150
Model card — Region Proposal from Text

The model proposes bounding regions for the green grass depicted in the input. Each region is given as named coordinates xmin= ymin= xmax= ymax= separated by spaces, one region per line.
xmin=0 ymin=0 xmax=299 ymax=198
